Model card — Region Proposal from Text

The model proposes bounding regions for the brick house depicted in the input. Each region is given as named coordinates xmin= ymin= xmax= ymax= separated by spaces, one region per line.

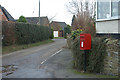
xmin=26 ymin=16 xmax=49 ymax=27
xmin=50 ymin=21 xmax=67 ymax=37
xmin=0 ymin=5 xmax=15 ymax=21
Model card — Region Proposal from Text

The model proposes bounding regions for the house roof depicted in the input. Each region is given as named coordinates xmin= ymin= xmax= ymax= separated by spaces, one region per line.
xmin=50 ymin=21 xmax=67 ymax=30
xmin=0 ymin=5 xmax=15 ymax=21
xmin=26 ymin=17 xmax=39 ymax=24
xmin=25 ymin=16 xmax=49 ymax=26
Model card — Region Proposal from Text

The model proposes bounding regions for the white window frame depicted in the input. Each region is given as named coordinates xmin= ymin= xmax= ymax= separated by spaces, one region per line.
xmin=96 ymin=0 xmax=120 ymax=21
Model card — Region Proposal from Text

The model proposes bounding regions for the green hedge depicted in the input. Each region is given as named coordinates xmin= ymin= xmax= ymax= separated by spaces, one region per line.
xmin=68 ymin=36 xmax=107 ymax=73
xmin=15 ymin=23 xmax=51 ymax=44
xmin=64 ymin=27 xmax=71 ymax=38
xmin=49 ymin=28 xmax=54 ymax=39
xmin=2 ymin=21 xmax=51 ymax=46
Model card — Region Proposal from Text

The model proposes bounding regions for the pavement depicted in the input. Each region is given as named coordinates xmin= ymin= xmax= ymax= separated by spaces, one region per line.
xmin=1 ymin=39 xmax=98 ymax=78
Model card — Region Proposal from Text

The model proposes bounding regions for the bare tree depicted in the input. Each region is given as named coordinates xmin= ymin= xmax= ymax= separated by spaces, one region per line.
xmin=48 ymin=15 xmax=56 ymax=23
xmin=66 ymin=0 xmax=82 ymax=14
xmin=66 ymin=0 xmax=96 ymax=36
xmin=66 ymin=0 xmax=95 ymax=17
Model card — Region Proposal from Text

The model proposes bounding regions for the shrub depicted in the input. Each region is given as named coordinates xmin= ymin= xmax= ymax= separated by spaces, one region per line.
xmin=2 ymin=21 xmax=16 ymax=46
xmin=50 ymin=28 xmax=54 ymax=39
xmin=82 ymin=21 xmax=96 ymax=38
xmin=87 ymin=37 xmax=107 ymax=73
xmin=2 ymin=21 xmax=51 ymax=46
xmin=64 ymin=26 xmax=71 ymax=38
xmin=68 ymin=36 xmax=107 ymax=73
xmin=15 ymin=23 xmax=51 ymax=44
xmin=71 ymin=36 xmax=85 ymax=70
xmin=66 ymin=35 xmax=73 ymax=49
xmin=71 ymin=29 xmax=82 ymax=40
xmin=17 ymin=15 xmax=27 ymax=23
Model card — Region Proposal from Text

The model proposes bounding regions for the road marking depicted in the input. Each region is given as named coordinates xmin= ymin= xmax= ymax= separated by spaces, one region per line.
xmin=41 ymin=59 xmax=47 ymax=64
xmin=40 ymin=49 xmax=63 ymax=65
xmin=50 ymin=49 xmax=62 ymax=57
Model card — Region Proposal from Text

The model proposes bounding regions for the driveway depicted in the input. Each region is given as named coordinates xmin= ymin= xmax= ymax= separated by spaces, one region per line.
xmin=2 ymin=39 xmax=66 ymax=78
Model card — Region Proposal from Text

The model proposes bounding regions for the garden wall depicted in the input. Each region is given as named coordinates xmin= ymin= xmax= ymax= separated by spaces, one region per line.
xmin=103 ymin=38 xmax=119 ymax=76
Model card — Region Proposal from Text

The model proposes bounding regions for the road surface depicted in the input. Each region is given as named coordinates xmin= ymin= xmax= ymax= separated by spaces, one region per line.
xmin=1 ymin=39 xmax=110 ymax=79
xmin=2 ymin=39 xmax=66 ymax=78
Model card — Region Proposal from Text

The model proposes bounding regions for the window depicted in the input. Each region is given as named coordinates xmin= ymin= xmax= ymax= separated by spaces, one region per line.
xmin=97 ymin=0 xmax=120 ymax=20
xmin=119 ymin=1 xmax=120 ymax=16
xmin=97 ymin=2 xmax=110 ymax=19
xmin=112 ymin=0 xmax=119 ymax=17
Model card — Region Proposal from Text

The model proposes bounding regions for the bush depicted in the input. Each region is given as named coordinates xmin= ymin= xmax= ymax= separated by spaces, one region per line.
xmin=2 ymin=21 xmax=51 ymax=46
xmin=64 ymin=26 xmax=71 ymax=38
xmin=50 ymin=28 xmax=54 ymax=39
xmin=83 ymin=22 xmax=96 ymax=38
xmin=87 ymin=37 xmax=107 ymax=73
xmin=66 ymin=35 xmax=73 ymax=49
xmin=68 ymin=36 xmax=107 ymax=73
xmin=17 ymin=16 xmax=27 ymax=23
xmin=2 ymin=21 xmax=16 ymax=46
xmin=71 ymin=36 xmax=85 ymax=70
xmin=71 ymin=29 xmax=82 ymax=40
xmin=15 ymin=23 xmax=51 ymax=44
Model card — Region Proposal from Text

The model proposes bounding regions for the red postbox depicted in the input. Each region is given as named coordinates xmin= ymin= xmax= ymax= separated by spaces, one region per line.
xmin=80 ymin=33 xmax=91 ymax=50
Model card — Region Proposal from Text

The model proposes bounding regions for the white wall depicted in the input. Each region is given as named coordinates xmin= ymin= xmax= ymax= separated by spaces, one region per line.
xmin=96 ymin=20 xmax=120 ymax=34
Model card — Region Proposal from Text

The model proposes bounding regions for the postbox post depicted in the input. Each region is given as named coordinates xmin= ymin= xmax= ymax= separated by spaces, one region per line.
xmin=80 ymin=33 xmax=91 ymax=72
xmin=84 ymin=50 xmax=87 ymax=72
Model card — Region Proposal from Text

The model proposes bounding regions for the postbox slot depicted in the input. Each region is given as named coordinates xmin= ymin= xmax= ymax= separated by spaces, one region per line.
xmin=80 ymin=39 xmax=85 ymax=41
xmin=80 ymin=35 xmax=85 ymax=38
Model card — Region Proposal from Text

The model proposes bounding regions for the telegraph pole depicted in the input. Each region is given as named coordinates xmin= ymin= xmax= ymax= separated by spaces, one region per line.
xmin=39 ymin=0 xmax=40 ymax=25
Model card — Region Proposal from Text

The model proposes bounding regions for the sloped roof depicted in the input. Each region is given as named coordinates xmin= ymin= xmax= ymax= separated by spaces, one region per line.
xmin=26 ymin=16 xmax=49 ymax=26
xmin=50 ymin=21 xmax=67 ymax=30
xmin=26 ymin=17 xmax=39 ymax=24
xmin=0 ymin=5 xmax=15 ymax=21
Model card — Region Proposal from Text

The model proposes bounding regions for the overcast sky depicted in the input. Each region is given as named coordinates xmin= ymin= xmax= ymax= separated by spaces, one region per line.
xmin=0 ymin=0 xmax=73 ymax=25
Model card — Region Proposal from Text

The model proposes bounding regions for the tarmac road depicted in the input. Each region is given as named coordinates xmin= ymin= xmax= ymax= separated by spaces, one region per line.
xmin=2 ymin=39 xmax=66 ymax=78
xmin=1 ymin=39 xmax=111 ymax=79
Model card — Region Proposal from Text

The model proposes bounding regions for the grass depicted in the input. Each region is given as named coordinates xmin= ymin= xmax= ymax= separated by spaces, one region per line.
xmin=71 ymin=69 xmax=118 ymax=78
xmin=54 ymin=37 xmax=65 ymax=39
xmin=2 ymin=39 xmax=54 ymax=54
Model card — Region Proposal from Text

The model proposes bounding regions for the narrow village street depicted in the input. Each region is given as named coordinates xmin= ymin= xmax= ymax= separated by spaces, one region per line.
xmin=1 ymin=0 xmax=120 ymax=79
xmin=2 ymin=39 xmax=66 ymax=78
xmin=2 ymin=39 xmax=97 ymax=78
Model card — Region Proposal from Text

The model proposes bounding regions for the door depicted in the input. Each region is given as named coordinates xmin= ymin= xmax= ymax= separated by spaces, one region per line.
xmin=54 ymin=31 xmax=58 ymax=37
xmin=59 ymin=30 xmax=63 ymax=37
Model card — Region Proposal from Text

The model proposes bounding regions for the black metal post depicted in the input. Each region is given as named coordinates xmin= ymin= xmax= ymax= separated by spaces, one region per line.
xmin=84 ymin=50 xmax=87 ymax=72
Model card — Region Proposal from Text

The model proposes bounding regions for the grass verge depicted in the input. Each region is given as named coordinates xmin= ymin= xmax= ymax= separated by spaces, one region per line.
xmin=71 ymin=69 xmax=118 ymax=78
xmin=54 ymin=37 xmax=64 ymax=39
xmin=2 ymin=39 xmax=54 ymax=54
